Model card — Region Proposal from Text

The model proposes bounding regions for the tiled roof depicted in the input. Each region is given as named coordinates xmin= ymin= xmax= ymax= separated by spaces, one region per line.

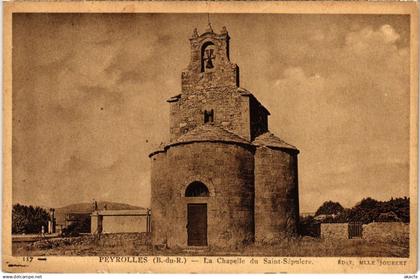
xmin=253 ymin=132 xmax=298 ymax=151
xmin=149 ymin=142 xmax=167 ymax=157
xmin=171 ymin=124 xmax=250 ymax=146
xmin=150 ymin=127 xmax=298 ymax=156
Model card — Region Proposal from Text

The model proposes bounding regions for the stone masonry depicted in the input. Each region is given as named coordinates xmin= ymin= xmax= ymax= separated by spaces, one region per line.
xmin=150 ymin=24 xmax=300 ymax=249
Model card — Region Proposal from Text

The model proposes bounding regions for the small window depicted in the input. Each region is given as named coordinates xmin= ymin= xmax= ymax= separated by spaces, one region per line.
xmin=204 ymin=109 xmax=214 ymax=123
xmin=185 ymin=181 xmax=210 ymax=197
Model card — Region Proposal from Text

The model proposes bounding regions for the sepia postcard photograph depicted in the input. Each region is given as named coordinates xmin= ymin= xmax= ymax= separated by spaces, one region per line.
xmin=2 ymin=1 xmax=418 ymax=274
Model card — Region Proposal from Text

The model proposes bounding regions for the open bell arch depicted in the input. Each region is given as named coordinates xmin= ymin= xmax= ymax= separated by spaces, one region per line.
xmin=201 ymin=41 xmax=216 ymax=72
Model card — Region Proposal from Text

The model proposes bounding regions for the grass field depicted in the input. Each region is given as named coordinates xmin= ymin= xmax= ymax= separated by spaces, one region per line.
xmin=12 ymin=232 xmax=409 ymax=257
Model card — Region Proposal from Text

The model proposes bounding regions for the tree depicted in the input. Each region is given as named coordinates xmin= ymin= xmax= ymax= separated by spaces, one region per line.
xmin=376 ymin=211 xmax=401 ymax=222
xmin=347 ymin=197 xmax=380 ymax=223
xmin=62 ymin=215 xmax=91 ymax=237
xmin=347 ymin=197 xmax=410 ymax=224
xmin=311 ymin=196 xmax=410 ymax=225
xmin=315 ymin=201 xmax=345 ymax=216
xmin=12 ymin=204 xmax=28 ymax=234
xmin=357 ymin=197 xmax=380 ymax=209
xmin=388 ymin=197 xmax=409 ymax=223
xmin=299 ymin=216 xmax=320 ymax=237
xmin=12 ymin=204 xmax=49 ymax=234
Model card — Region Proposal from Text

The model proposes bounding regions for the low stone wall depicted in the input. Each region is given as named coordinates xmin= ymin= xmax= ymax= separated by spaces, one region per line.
xmin=363 ymin=222 xmax=409 ymax=242
xmin=320 ymin=223 xmax=348 ymax=240
xmin=320 ymin=222 xmax=409 ymax=242
xmin=91 ymin=212 xmax=150 ymax=234
xmin=102 ymin=215 xmax=148 ymax=234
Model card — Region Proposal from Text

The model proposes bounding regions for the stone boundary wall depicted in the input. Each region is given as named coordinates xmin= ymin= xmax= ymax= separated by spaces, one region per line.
xmin=363 ymin=222 xmax=409 ymax=242
xmin=320 ymin=222 xmax=409 ymax=241
xmin=101 ymin=215 xmax=148 ymax=234
xmin=320 ymin=223 xmax=348 ymax=240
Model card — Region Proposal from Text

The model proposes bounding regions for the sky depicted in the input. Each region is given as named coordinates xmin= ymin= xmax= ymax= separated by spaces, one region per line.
xmin=12 ymin=13 xmax=410 ymax=212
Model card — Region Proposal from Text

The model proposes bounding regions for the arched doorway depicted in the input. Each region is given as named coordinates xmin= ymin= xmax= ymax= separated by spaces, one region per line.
xmin=185 ymin=181 xmax=209 ymax=246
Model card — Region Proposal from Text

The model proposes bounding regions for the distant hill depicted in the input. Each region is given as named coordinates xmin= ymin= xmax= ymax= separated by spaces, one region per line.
xmin=54 ymin=201 xmax=145 ymax=224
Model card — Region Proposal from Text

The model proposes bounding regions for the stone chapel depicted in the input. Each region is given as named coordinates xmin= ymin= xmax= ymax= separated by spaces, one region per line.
xmin=149 ymin=24 xmax=300 ymax=248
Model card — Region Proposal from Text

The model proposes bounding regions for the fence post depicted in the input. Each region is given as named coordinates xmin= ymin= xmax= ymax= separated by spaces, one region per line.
xmin=146 ymin=209 xmax=151 ymax=233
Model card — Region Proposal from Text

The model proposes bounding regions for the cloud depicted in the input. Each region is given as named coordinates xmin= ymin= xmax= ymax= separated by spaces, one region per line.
xmin=380 ymin=24 xmax=401 ymax=43
xmin=343 ymin=25 xmax=407 ymax=78
xmin=346 ymin=24 xmax=401 ymax=52
xmin=12 ymin=14 xmax=410 ymax=212
xmin=265 ymin=23 xmax=409 ymax=211
xmin=273 ymin=67 xmax=325 ymax=89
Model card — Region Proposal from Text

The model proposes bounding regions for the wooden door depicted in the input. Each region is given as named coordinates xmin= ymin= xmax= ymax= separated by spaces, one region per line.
xmin=187 ymin=203 xmax=207 ymax=246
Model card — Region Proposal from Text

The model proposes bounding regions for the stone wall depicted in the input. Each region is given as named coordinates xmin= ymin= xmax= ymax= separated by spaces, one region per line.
xmin=91 ymin=215 xmax=98 ymax=234
xmin=320 ymin=222 xmax=409 ymax=242
xmin=101 ymin=215 xmax=147 ymax=234
xmin=169 ymin=86 xmax=247 ymax=141
xmin=151 ymin=141 xmax=255 ymax=248
xmin=249 ymin=96 xmax=269 ymax=140
xmin=363 ymin=222 xmax=409 ymax=242
xmin=150 ymin=151 xmax=171 ymax=246
xmin=320 ymin=223 xmax=348 ymax=240
xmin=150 ymin=26 xmax=300 ymax=250
xmin=167 ymin=28 xmax=244 ymax=141
xmin=255 ymin=146 xmax=299 ymax=243
xmin=168 ymin=28 xmax=270 ymax=142
xmin=182 ymin=29 xmax=238 ymax=91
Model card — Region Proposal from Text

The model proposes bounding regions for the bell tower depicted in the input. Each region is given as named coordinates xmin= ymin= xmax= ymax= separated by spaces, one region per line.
xmin=181 ymin=24 xmax=239 ymax=92
xmin=167 ymin=24 xmax=268 ymax=142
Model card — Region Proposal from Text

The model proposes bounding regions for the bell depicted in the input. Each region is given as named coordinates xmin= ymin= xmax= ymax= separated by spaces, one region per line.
xmin=205 ymin=49 xmax=214 ymax=69
xmin=206 ymin=59 xmax=214 ymax=69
